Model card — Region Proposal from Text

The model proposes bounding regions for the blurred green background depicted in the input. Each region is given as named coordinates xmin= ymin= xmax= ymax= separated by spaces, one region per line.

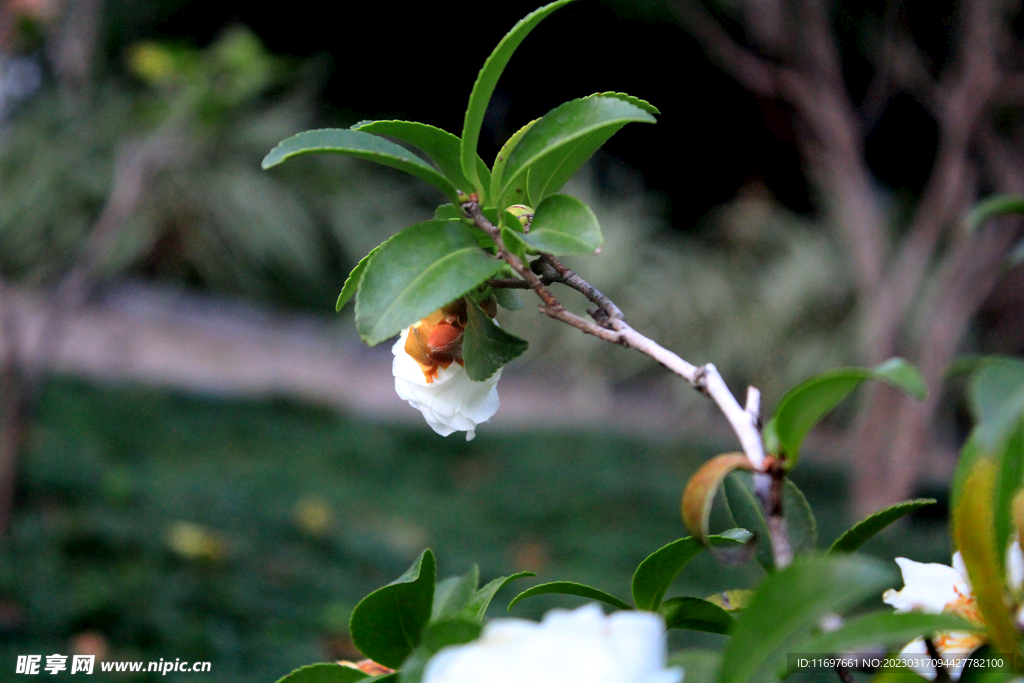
xmin=1 ymin=0 xmax=1019 ymax=681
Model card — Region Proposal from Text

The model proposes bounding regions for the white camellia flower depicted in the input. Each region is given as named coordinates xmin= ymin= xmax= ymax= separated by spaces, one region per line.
xmin=392 ymin=326 xmax=500 ymax=441
xmin=882 ymin=542 xmax=1024 ymax=680
xmin=422 ymin=603 xmax=683 ymax=683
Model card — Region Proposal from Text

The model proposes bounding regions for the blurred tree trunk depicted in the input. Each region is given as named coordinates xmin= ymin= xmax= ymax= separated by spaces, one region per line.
xmin=673 ymin=0 xmax=1024 ymax=514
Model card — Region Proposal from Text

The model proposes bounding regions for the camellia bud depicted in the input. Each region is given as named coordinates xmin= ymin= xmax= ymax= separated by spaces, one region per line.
xmin=507 ymin=204 xmax=534 ymax=232
xmin=427 ymin=322 xmax=463 ymax=364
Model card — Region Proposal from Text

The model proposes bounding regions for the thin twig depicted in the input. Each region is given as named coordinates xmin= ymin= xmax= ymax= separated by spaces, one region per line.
xmin=488 ymin=276 xmax=556 ymax=289
xmin=463 ymin=199 xmax=767 ymax=470
xmin=539 ymin=254 xmax=624 ymax=322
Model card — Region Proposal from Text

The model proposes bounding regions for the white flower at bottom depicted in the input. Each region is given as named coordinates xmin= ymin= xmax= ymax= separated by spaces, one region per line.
xmin=392 ymin=326 xmax=500 ymax=441
xmin=422 ymin=603 xmax=683 ymax=683
xmin=881 ymin=544 xmax=1024 ymax=680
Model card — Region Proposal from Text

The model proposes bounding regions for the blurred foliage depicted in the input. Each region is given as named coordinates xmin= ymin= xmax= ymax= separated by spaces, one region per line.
xmin=0 ymin=378 xmax=950 ymax=682
xmin=0 ymin=25 xmax=432 ymax=310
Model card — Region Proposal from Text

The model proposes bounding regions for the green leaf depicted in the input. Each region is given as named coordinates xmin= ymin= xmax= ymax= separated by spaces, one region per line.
xmin=353 ymin=120 xmax=490 ymax=204
xmin=497 ymin=96 xmax=656 ymax=205
xmin=667 ymin=650 xmax=719 ymax=683
xmin=723 ymin=471 xmax=774 ymax=571
xmin=508 ymin=581 xmax=631 ymax=611
xmin=263 ymin=129 xmax=458 ymax=204
xmin=801 ymin=611 xmax=982 ymax=656
xmin=829 ymin=498 xmax=937 ymax=554
xmin=397 ymin=618 xmax=482 ymax=683
xmin=337 ymin=244 xmax=383 ymax=312
xmin=784 ymin=479 xmax=817 ymax=555
xmin=589 ymin=91 xmax=661 ymax=115
xmin=460 ymin=0 xmax=575 ymax=192
xmin=509 ymin=194 xmax=602 ymax=255
xmin=462 ymin=300 xmax=529 ymax=381
xmin=969 ymin=358 xmax=1024 ymax=452
xmin=462 ymin=571 xmax=535 ymax=622
xmin=954 ymin=458 xmax=1021 ymax=659
xmin=493 ymin=287 xmax=523 ymax=311
xmin=434 ymin=204 xmax=463 ymax=221
xmin=993 ymin=421 xmax=1024 ymax=567
xmin=431 ymin=566 xmax=478 ymax=621
xmin=632 ymin=530 xmax=751 ymax=611
xmin=959 ymin=359 xmax=1024 ymax=570
xmin=501 ymin=225 xmax=530 ymax=264
xmin=274 ymin=663 xmax=369 ymax=683
xmin=659 ymin=596 xmax=736 ymax=634
xmin=349 ymin=549 xmax=436 ymax=669
xmin=491 ymin=119 xmax=538 ymax=211
xmin=719 ymin=554 xmax=895 ymax=683
xmin=523 ymin=93 xmax=656 ymax=205
xmin=354 ymin=221 xmax=504 ymax=346
xmin=764 ymin=358 xmax=926 ymax=467
xmin=968 ymin=195 xmax=1024 ymax=231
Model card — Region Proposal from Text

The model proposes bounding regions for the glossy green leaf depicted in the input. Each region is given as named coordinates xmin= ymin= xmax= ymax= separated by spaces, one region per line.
xmin=589 ymin=91 xmax=661 ymax=115
xmin=968 ymin=195 xmax=1024 ymax=231
xmin=462 ymin=300 xmax=528 ymax=381
xmin=497 ymin=96 xmax=655 ymax=204
xmin=723 ymin=471 xmax=774 ymax=571
xmin=460 ymin=0 xmax=575 ymax=191
xmin=719 ymin=554 xmax=894 ymax=683
xmin=764 ymin=358 xmax=926 ymax=467
xmin=508 ymin=581 xmax=631 ymax=611
xmin=829 ymin=498 xmax=936 ymax=553
xmin=349 ymin=549 xmax=436 ymax=669
xmin=632 ymin=529 xmax=751 ymax=611
xmin=783 ymin=479 xmax=817 ymax=555
xmin=337 ymin=242 xmax=387 ymax=312
xmin=667 ymin=650 xmax=718 ymax=683
xmin=954 ymin=458 xmax=1021 ymax=659
xmin=263 ymin=129 xmax=458 ymax=204
xmin=354 ymin=221 xmax=504 ymax=346
xmin=801 ymin=611 xmax=982 ymax=656
xmin=510 ymin=194 xmax=602 ymax=255
xmin=462 ymin=571 xmax=534 ymax=622
xmin=491 ymin=119 xmax=538 ymax=211
xmin=431 ymin=566 xmax=478 ymax=621
xmin=525 ymin=126 xmax=621 ymax=205
xmin=397 ymin=618 xmax=482 ymax=683
xmin=501 ymin=225 xmax=530 ymax=265
xmin=275 ymin=663 xmax=368 ymax=683
xmin=353 ymin=120 xmax=490 ymax=203
xmin=523 ymin=93 xmax=656 ymax=205
xmin=659 ymin=596 xmax=736 ymax=634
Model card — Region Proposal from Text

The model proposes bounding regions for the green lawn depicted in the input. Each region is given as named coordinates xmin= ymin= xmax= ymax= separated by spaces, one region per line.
xmin=0 ymin=378 xmax=952 ymax=682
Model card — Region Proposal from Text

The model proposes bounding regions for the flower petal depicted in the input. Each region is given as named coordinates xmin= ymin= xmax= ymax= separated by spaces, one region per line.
xmin=422 ymin=603 xmax=683 ymax=683
xmin=392 ymin=327 xmax=501 ymax=440
xmin=882 ymin=557 xmax=969 ymax=614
